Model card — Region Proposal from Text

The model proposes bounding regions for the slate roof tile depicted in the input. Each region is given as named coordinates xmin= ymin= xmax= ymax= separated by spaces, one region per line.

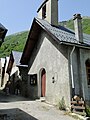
xmin=36 ymin=17 xmax=90 ymax=46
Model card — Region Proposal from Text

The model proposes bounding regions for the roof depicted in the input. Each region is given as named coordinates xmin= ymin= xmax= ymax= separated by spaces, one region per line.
xmin=36 ymin=17 xmax=90 ymax=45
xmin=20 ymin=17 xmax=90 ymax=65
xmin=6 ymin=51 xmax=22 ymax=74
xmin=0 ymin=23 xmax=7 ymax=30
xmin=37 ymin=0 xmax=48 ymax=12
xmin=0 ymin=23 xmax=8 ymax=46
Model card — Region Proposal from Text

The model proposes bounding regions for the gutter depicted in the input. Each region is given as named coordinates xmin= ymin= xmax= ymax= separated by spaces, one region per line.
xmin=70 ymin=46 xmax=75 ymax=91
xmin=60 ymin=41 xmax=90 ymax=50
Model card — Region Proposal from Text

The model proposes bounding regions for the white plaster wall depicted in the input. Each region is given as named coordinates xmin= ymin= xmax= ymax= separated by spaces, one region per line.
xmin=28 ymin=31 xmax=71 ymax=106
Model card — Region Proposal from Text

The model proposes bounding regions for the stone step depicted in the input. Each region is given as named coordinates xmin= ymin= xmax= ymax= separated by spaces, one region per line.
xmin=40 ymin=97 xmax=46 ymax=102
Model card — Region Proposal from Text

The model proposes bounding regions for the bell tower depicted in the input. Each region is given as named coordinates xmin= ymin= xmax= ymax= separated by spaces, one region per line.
xmin=37 ymin=0 xmax=58 ymax=26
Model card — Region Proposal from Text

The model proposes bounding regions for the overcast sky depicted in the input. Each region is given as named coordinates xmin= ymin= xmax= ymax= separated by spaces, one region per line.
xmin=0 ymin=0 xmax=90 ymax=35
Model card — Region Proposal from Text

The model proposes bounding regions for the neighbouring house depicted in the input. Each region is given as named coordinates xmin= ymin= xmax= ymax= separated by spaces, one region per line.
xmin=0 ymin=58 xmax=5 ymax=88
xmin=6 ymin=51 xmax=22 ymax=94
xmin=0 ymin=23 xmax=8 ymax=88
xmin=0 ymin=57 xmax=9 ymax=89
xmin=0 ymin=23 xmax=7 ymax=46
xmin=20 ymin=0 xmax=90 ymax=107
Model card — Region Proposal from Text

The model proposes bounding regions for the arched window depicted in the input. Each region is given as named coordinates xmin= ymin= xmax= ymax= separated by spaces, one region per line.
xmin=42 ymin=4 xmax=46 ymax=19
xmin=86 ymin=59 xmax=90 ymax=85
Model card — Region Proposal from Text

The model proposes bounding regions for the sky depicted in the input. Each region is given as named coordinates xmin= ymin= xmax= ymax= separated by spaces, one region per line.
xmin=0 ymin=0 xmax=90 ymax=35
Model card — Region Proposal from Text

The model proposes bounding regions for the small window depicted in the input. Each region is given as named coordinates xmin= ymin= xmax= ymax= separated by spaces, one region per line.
xmin=42 ymin=4 xmax=46 ymax=19
xmin=86 ymin=59 xmax=90 ymax=85
xmin=30 ymin=74 xmax=37 ymax=86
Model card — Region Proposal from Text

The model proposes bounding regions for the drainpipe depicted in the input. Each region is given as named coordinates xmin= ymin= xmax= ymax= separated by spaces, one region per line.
xmin=70 ymin=46 xmax=75 ymax=97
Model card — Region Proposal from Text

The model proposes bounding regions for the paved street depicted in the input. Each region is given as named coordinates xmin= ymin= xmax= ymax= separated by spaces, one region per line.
xmin=0 ymin=91 xmax=76 ymax=120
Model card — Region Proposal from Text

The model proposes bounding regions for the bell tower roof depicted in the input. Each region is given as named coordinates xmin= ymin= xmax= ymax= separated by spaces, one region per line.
xmin=37 ymin=0 xmax=48 ymax=13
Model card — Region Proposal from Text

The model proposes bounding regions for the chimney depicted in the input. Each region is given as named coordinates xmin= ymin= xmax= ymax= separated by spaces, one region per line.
xmin=37 ymin=0 xmax=58 ymax=26
xmin=73 ymin=14 xmax=83 ymax=43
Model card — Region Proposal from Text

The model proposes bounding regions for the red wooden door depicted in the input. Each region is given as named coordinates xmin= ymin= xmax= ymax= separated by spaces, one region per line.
xmin=41 ymin=69 xmax=46 ymax=97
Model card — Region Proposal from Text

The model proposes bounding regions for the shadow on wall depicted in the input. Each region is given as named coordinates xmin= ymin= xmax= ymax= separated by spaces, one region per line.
xmin=0 ymin=108 xmax=38 ymax=120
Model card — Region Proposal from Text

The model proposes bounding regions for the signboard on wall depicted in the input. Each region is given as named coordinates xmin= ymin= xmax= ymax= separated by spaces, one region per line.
xmin=30 ymin=74 xmax=37 ymax=86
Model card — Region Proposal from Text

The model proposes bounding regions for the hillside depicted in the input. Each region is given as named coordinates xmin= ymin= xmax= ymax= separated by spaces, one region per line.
xmin=60 ymin=16 xmax=90 ymax=34
xmin=0 ymin=31 xmax=29 ymax=58
xmin=0 ymin=16 xmax=90 ymax=58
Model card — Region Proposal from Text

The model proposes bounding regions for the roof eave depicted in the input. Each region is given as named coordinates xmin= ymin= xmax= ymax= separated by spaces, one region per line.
xmin=17 ymin=64 xmax=28 ymax=68
xmin=20 ymin=18 xmax=42 ymax=65
xmin=60 ymin=41 xmax=90 ymax=49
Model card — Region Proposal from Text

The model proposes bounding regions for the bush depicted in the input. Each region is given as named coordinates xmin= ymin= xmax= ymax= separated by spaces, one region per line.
xmin=58 ymin=97 xmax=66 ymax=110
xmin=86 ymin=105 xmax=90 ymax=117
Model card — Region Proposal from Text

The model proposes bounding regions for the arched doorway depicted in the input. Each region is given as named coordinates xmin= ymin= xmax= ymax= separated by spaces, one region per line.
xmin=41 ymin=68 xmax=46 ymax=97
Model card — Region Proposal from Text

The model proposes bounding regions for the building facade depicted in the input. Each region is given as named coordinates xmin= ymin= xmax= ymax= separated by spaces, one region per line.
xmin=20 ymin=0 xmax=90 ymax=107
